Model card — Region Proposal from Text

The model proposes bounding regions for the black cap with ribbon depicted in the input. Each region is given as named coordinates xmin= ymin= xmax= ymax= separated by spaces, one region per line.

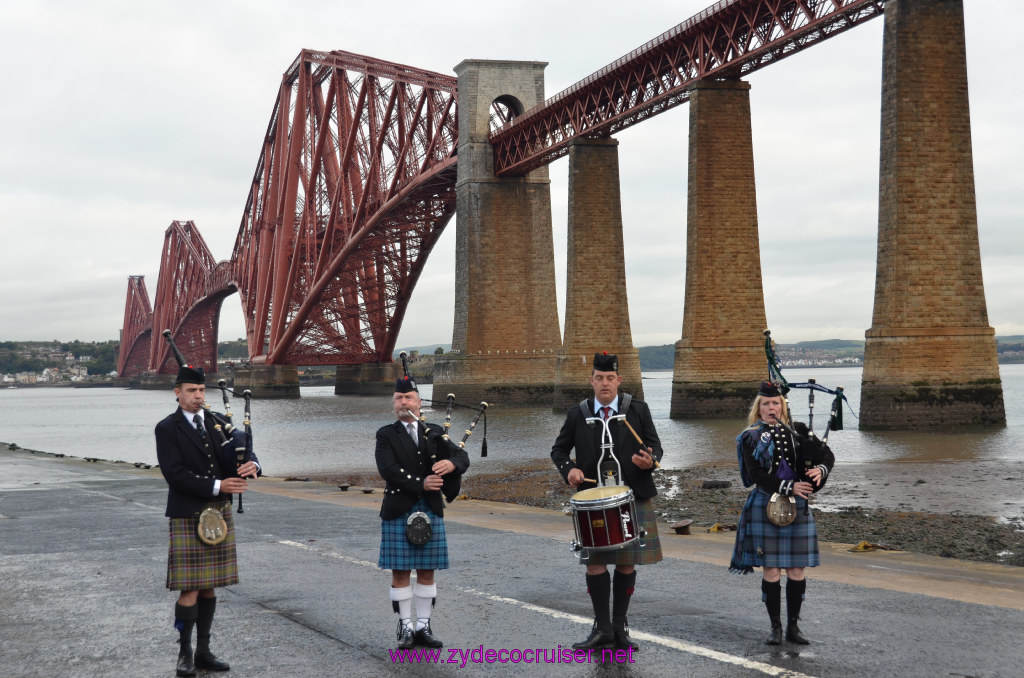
xmin=176 ymin=364 xmax=205 ymax=385
xmin=592 ymin=351 xmax=618 ymax=372
xmin=395 ymin=375 xmax=418 ymax=393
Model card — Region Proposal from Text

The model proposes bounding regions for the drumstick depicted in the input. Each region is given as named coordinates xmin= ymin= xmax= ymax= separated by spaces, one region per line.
xmin=581 ymin=477 xmax=597 ymax=483
xmin=621 ymin=419 xmax=662 ymax=469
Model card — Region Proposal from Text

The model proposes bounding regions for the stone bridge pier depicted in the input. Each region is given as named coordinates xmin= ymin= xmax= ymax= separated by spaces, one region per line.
xmin=554 ymin=137 xmax=643 ymax=411
xmin=860 ymin=0 xmax=1004 ymax=428
xmin=671 ymin=80 xmax=767 ymax=418
xmin=433 ymin=60 xmax=562 ymax=406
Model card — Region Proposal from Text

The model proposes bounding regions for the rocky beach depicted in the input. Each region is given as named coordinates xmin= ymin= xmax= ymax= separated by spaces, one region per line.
xmin=313 ymin=457 xmax=1024 ymax=568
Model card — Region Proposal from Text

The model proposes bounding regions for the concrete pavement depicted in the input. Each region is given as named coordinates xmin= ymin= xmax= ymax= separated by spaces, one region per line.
xmin=2 ymin=447 xmax=1023 ymax=677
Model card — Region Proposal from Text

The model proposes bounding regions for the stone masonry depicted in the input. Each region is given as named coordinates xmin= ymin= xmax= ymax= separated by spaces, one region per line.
xmin=554 ymin=137 xmax=643 ymax=410
xmin=671 ymin=80 xmax=767 ymax=418
xmin=860 ymin=0 xmax=1004 ymax=428
xmin=433 ymin=60 xmax=562 ymax=406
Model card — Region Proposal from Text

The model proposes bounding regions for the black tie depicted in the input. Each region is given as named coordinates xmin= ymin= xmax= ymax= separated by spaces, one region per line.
xmin=193 ymin=414 xmax=207 ymax=442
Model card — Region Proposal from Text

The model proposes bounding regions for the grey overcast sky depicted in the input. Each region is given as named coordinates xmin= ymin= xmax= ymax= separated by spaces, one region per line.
xmin=1 ymin=0 xmax=1020 ymax=347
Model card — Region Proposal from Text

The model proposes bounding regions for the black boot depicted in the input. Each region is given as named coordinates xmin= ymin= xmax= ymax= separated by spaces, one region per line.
xmin=762 ymin=580 xmax=783 ymax=645
xmin=174 ymin=602 xmax=197 ymax=677
xmin=786 ymin=579 xmax=810 ymax=644
xmin=612 ymin=570 xmax=639 ymax=652
xmin=415 ymin=619 xmax=444 ymax=648
xmin=397 ymin=620 xmax=416 ymax=650
xmin=573 ymin=572 xmax=615 ymax=650
xmin=194 ymin=596 xmax=231 ymax=671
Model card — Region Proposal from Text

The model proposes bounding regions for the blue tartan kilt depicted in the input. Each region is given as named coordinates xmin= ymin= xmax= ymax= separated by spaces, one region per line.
xmin=378 ymin=497 xmax=449 ymax=571
xmin=167 ymin=501 xmax=239 ymax=590
xmin=729 ymin=488 xmax=820 ymax=574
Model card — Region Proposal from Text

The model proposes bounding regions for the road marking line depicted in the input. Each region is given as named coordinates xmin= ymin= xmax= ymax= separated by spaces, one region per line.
xmin=277 ymin=540 xmax=815 ymax=677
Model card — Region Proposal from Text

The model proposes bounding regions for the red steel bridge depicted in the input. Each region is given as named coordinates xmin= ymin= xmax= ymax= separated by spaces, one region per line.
xmin=118 ymin=0 xmax=886 ymax=378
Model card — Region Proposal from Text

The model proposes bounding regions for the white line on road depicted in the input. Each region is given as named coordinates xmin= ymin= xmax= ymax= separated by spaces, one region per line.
xmin=277 ymin=540 xmax=816 ymax=678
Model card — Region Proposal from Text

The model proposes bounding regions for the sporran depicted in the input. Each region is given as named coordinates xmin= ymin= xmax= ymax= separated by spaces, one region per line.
xmin=766 ymin=492 xmax=797 ymax=527
xmin=406 ymin=511 xmax=432 ymax=545
xmin=197 ymin=505 xmax=229 ymax=545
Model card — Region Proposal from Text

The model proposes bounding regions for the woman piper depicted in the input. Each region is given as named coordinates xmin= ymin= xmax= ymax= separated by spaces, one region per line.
xmin=729 ymin=381 xmax=834 ymax=645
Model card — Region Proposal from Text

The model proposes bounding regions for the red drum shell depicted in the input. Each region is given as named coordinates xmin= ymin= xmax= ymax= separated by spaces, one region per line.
xmin=570 ymin=486 xmax=639 ymax=551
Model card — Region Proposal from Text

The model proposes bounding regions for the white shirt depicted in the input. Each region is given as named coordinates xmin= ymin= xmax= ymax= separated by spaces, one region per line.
xmin=593 ymin=396 xmax=620 ymax=417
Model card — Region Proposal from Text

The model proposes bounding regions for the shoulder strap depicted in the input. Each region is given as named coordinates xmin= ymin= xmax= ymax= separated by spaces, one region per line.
xmin=578 ymin=398 xmax=590 ymax=416
xmin=620 ymin=393 xmax=632 ymax=413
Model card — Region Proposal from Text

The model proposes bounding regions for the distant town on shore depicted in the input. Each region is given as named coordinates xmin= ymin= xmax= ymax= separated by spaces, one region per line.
xmin=4 ymin=336 xmax=1024 ymax=386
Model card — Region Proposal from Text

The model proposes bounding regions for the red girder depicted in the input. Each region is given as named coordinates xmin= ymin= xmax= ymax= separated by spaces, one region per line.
xmin=119 ymin=1 xmax=894 ymax=375
xmin=116 ymin=276 xmax=153 ymax=377
xmin=148 ymin=221 xmax=234 ymax=375
xmin=232 ymin=49 xmax=458 ymax=365
xmin=490 ymin=0 xmax=886 ymax=176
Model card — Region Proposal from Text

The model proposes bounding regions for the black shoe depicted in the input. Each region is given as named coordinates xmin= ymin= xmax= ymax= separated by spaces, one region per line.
xmin=766 ymin=623 xmax=784 ymax=646
xmin=176 ymin=643 xmax=196 ymax=677
xmin=613 ymin=618 xmax=639 ymax=652
xmin=194 ymin=649 xmax=230 ymax=671
xmin=415 ymin=622 xmax=444 ymax=648
xmin=786 ymin=622 xmax=810 ymax=645
xmin=572 ymin=623 xmax=616 ymax=651
xmin=397 ymin=622 xmax=416 ymax=650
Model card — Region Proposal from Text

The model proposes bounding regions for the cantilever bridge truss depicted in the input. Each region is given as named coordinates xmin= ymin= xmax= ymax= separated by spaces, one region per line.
xmin=118 ymin=0 xmax=885 ymax=377
xmin=118 ymin=50 xmax=459 ymax=376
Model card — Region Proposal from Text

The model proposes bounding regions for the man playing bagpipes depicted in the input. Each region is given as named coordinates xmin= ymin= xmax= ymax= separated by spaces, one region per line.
xmin=375 ymin=373 xmax=470 ymax=650
xmin=155 ymin=335 xmax=261 ymax=677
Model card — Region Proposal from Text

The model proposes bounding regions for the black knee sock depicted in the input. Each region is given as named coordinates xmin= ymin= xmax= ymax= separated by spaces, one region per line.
xmin=761 ymin=579 xmax=781 ymax=626
xmin=786 ymin=578 xmax=806 ymax=624
xmin=174 ymin=602 xmax=198 ymax=651
xmin=586 ymin=572 xmax=612 ymax=633
xmin=612 ymin=570 xmax=637 ymax=623
xmin=196 ymin=597 xmax=217 ymax=652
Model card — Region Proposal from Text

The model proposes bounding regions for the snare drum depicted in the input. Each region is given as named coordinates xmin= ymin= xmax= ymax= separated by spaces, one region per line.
xmin=570 ymin=485 xmax=639 ymax=556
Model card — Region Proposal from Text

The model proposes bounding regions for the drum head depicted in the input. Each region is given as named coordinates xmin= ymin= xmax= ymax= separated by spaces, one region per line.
xmin=572 ymin=485 xmax=631 ymax=501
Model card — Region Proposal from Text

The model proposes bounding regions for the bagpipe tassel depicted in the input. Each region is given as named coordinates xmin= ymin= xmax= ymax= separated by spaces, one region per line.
xmin=480 ymin=411 xmax=488 ymax=457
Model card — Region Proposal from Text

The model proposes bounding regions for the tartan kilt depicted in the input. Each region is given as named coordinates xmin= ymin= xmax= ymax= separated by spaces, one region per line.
xmin=378 ymin=497 xmax=449 ymax=571
xmin=729 ymin=488 xmax=820 ymax=574
xmin=581 ymin=498 xmax=663 ymax=566
xmin=167 ymin=502 xmax=239 ymax=590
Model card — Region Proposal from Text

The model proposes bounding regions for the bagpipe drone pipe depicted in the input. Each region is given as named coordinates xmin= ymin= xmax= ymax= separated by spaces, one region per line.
xmin=763 ymin=329 xmax=855 ymax=444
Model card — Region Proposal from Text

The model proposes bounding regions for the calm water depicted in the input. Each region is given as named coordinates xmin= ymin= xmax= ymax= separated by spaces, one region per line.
xmin=3 ymin=365 xmax=1024 ymax=476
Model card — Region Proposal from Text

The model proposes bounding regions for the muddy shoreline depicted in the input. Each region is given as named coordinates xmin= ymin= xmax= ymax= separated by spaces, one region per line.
xmin=311 ymin=459 xmax=1024 ymax=568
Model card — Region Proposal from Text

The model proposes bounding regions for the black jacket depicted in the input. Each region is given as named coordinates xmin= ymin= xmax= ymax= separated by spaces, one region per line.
xmin=155 ymin=408 xmax=261 ymax=518
xmin=738 ymin=421 xmax=834 ymax=497
xmin=550 ymin=395 xmax=663 ymax=501
xmin=375 ymin=419 xmax=470 ymax=520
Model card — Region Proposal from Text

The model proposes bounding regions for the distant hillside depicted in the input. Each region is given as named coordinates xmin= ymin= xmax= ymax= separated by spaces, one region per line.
xmin=638 ymin=344 xmax=674 ymax=370
xmin=792 ymin=339 xmax=864 ymax=349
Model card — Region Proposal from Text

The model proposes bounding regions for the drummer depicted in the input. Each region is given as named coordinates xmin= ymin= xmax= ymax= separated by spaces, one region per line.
xmin=550 ymin=352 xmax=664 ymax=652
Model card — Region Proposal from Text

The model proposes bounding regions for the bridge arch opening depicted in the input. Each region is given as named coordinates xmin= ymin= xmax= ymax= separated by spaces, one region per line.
xmin=489 ymin=95 xmax=524 ymax=134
